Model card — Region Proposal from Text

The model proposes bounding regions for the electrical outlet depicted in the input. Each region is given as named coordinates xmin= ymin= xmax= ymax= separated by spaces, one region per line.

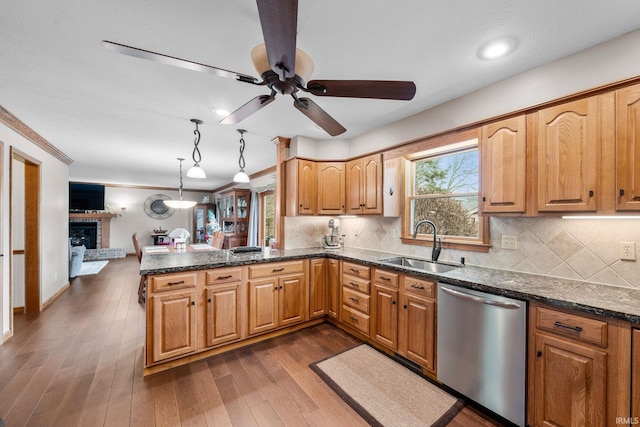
xmin=620 ymin=242 xmax=636 ymax=261
xmin=313 ymin=227 xmax=319 ymax=235
xmin=501 ymin=235 xmax=518 ymax=250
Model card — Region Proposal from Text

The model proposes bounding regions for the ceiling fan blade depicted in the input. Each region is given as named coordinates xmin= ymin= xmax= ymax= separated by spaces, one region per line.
xmin=102 ymin=40 xmax=258 ymax=84
xmin=220 ymin=95 xmax=276 ymax=125
xmin=256 ymin=0 xmax=297 ymax=79
xmin=306 ymin=80 xmax=417 ymax=100
xmin=293 ymin=97 xmax=346 ymax=136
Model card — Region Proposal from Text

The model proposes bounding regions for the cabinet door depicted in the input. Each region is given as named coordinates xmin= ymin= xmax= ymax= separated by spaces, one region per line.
xmin=537 ymin=97 xmax=599 ymax=212
xmin=205 ymin=284 xmax=242 ymax=347
xmin=633 ymin=329 xmax=640 ymax=419
xmin=327 ymin=259 xmax=340 ymax=319
xmin=398 ymin=293 xmax=435 ymax=371
xmin=151 ymin=290 xmax=197 ymax=363
xmin=372 ymin=284 xmax=398 ymax=350
xmin=616 ymin=85 xmax=640 ymax=211
xmin=278 ymin=273 xmax=307 ymax=327
xmin=309 ymin=259 xmax=327 ymax=318
xmin=532 ymin=333 xmax=606 ymax=426
xmin=481 ymin=116 xmax=527 ymax=213
xmin=362 ymin=154 xmax=383 ymax=214
xmin=298 ymin=160 xmax=317 ymax=215
xmin=345 ymin=158 xmax=364 ymax=214
xmin=248 ymin=278 xmax=278 ymax=335
xmin=317 ymin=162 xmax=345 ymax=215
xmin=383 ymin=157 xmax=402 ymax=217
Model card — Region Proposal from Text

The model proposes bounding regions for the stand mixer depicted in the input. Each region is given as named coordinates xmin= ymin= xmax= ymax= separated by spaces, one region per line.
xmin=322 ymin=219 xmax=344 ymax=249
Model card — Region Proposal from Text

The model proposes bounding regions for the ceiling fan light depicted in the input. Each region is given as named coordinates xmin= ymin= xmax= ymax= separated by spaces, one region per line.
xmin=251 ymin=44 xmax=314 ymax=83
xmin=186 ymin=164 xmax=206 ymax=179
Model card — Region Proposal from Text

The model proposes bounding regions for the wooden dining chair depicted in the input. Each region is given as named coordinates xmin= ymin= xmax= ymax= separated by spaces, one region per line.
xmin=131 ymin=233 xmax=146 ymax=304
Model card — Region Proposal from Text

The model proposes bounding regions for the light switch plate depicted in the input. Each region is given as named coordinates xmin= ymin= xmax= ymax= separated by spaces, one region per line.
xmin=501 ymin=235 xmax=517 ymax=250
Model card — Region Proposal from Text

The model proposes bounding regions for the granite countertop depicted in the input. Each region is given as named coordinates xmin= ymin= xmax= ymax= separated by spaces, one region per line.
xmin=140 ymin=246 xmax=640 ymax=324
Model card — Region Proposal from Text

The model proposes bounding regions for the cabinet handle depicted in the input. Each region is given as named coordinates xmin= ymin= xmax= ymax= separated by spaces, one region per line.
xmin=208 ymin=298 xmax=212 ymax=303
xmin=389 ymin=187 xmax=394 ymax=196
xmin=403 ymin=304 xmax=407 ymax=309
xmin=279 ymin=286 xmax=283 ymax=290
xmin=482 ymin=196 xmax=486 ymax=202
xmin=620 ymin=188 xmax=625 ymax=196
xmin=349 ymin=282 xmax=359 ymax=288
xmin=168 ymin=280 xmax=185 ymax=286
xmin=349 ymin=297 xmax=359 ymax=303
xmin=349 ymin=268 xmax=360 ymax=274
xmin=379 ymin=276 xmax=391 ymax=281
xmin=410 ymin=283 xmax=425 ymax=290
xmin=272 ymin=267 xmax=285 ymax=272
xmin=553 ymin=321 xmax=583 ymax=333
xmin=217 ymin=275 xmax=233 ymax=280
xmin=589 ymin=190 xmax=594 ymax=197
xmin=191 ymin=301 xmax=195 ymax=306
xmin=537 ymin=351 xmax=542 ymax=358
xmin=349 ymin=316 xmax=359 ymax=323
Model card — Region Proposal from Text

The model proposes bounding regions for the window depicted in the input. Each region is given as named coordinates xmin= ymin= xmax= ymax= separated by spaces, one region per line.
xmin=259 ymin=191 xmax=275 ymax=246
xmin=403 ymin=135 xmax=489 ymax=251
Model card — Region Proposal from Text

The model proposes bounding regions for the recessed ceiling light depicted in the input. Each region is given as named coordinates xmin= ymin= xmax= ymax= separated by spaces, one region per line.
xmin=212 ymin=108 xmax=230 ymax=117
xmin=477 ymin=37 xmax=518 ymax=60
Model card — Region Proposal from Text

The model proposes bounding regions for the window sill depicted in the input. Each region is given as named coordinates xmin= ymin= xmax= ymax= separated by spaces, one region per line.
xmin=400 ymin=237 xmax=491 ymax=253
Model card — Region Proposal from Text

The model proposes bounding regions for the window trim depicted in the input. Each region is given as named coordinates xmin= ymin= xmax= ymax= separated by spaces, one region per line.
xmin=401 ymin=128 xmax=490 ymax=253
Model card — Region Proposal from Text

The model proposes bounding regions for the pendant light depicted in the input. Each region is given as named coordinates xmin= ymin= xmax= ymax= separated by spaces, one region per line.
xmin=186 ymin=118 xmax=206 ymax=178
xmin=233 ymin=129 xmax=250 ymax=183
xmin=164 ymin=158 xmax=197 ymax=209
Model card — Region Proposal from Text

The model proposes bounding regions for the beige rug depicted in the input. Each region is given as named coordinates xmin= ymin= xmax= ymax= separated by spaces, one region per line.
xmin=310 ymin=344 xmax=463 ymax=427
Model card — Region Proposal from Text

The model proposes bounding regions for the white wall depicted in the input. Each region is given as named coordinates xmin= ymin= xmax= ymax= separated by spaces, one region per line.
xmin=1 ymin=122 xmax=70 ymax=340
xmin=105 ymin=186 xmax=213 ymax=251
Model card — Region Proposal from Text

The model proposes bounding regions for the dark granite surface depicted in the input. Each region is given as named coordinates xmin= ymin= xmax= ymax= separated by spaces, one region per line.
xmin=140 ymin=246 xmax=640 ymax=324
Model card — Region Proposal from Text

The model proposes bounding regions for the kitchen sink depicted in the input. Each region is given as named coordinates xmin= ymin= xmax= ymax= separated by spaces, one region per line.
xmin=379 ymin=256 xmax=460 ymax=274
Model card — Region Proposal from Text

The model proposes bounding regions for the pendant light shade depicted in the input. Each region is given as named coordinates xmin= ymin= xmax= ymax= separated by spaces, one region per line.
xmin=233 ymin=129 xmax=250 ymax=183
xmin=164 ymin=158 xmax=197 ymax=209
xmin=186 ymin=118 xmax=206 ymax=179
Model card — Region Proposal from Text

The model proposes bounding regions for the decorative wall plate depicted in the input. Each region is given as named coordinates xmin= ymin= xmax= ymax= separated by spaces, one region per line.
xmin=144 ymin=194 xmax=174 ymax=219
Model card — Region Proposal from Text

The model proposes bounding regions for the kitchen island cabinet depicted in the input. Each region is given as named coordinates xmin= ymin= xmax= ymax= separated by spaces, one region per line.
xmin=633 ymin=329 xmax=640 ymax=419
xmin=528 ymin=303 xmax=631 ymax=426
xmin=203 ymin=267 xmax=244 ymax=347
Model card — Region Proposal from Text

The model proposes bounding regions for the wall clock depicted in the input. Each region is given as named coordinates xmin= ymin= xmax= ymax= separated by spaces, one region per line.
xmin=144 ymin=194 xmax=174 ymax=219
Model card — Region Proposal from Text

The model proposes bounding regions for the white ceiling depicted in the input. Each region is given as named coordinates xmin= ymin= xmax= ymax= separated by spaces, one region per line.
xmin=2 ymin=1 xmax=640 ymax=190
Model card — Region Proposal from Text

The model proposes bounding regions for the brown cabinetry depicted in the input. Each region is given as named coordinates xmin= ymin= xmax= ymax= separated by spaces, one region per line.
xmin=147 ymin=272 xmax=199 ymax=364
xmin=528 ymin=303 xmax=631 ymax=426
xmin=398 ymin=276 xmax=436 ymax=372
xmin=536 ymin=97 xmax=600 ymax=212
xmin=371 ymin=269 xmax=399 ymax=350
xmin=383 ymin=156 xmax=402 ymax=217
xmin=616 ymin=84 xmax=640 ymax=211
xmin=309 ymin=258 xmax=327 ymax=318
xmin=248 ymin=261 xmax=307 ymax=336
xmin=203 ymin=267 xmax=243 ymax=347
xmin=480 ymin=115 xmax=527 ymax=213
xmin=633 ymin=329 xmax=640 ymax=419
xmin=285 ymin=159 xmax=317 ymax=216
xmin=346 ymin=153 xmax=383 ymax=215
xmin=317 ymin=162 xmax=346 ymax=215
xmin=327 ymin=258 xmax=340 ymax=319
xmin=340 ymin=261 xmax=371 ymax=335
xmin=193 ymin=203 xmax=216 ymax=244
xmin=220 ymin=188 xmax=250 ymax=249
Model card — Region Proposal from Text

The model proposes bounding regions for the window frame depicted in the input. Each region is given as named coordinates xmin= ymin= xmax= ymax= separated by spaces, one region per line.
xmin=400 ymin=129 xmax=490 ymax=253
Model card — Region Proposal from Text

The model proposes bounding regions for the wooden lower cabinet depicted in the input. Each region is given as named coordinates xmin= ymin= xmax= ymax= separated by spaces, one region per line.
xmin=204 ymin=283 xmax=243 ymax=347
xmin=151 ymin=289 xmax=197 ymax=363
xmin=327 ymin=259 xmax=340 ymax=319
xmin=633 ymin=329 xmax=640 ymax=419
xmin=528 ymin=303 xmax=631 ymax=427
xmin=340 ymin=262 xmax=371 ymax=335
xmin=248 ymin=273 xmax=307 ymax=336
xmin=398 ymin=290 xmax=436 ymax=372
xmin=309 ymin=258 xmax=327 ymax=318
xmin=371 ymin=283 xmax=398 ymax=349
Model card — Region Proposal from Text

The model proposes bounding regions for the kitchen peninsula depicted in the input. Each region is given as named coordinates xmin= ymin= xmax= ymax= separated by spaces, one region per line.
xmin=141 ymin=247 xmax=640 ymax=424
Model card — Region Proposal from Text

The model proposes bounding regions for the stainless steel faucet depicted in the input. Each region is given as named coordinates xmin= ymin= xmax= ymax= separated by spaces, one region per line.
xmin=412 ymin=219 xmax=442 ymax=261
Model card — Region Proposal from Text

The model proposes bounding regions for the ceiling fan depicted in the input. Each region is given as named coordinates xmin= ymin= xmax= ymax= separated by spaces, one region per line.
xmin=102 ymin=0 xmax=416 ymax=136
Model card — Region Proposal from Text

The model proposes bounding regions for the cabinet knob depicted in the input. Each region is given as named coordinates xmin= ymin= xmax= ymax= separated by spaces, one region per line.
xmin=208 ymin=298 xmax=212 ymax=303
xmin=620 ymin=188 xmax=625 ymax=196
xmin=191 ymin=301 xmax=195 ymax=306
xmin=537 ymin=351 xmax=542 ymax=358
xmin=589 ymin=190 xmax=594 ymax=197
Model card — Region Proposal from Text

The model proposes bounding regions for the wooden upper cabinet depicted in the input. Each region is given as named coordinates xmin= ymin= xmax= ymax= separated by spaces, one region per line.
xmin=480 ymin=116 xmax=527 ymax=213
xmin=346 ymin=153 xmax=383 ymax=215
xmin=616 ymin=84 xmax=640 ymax=211
xmin=383 ymin=156 xmax=402 ymax=217
xmin=536 ymin=96 xmax=600 ymax=212
xmin=317 ymin=162 xmax=345 ymax=215
xmin=285 ymin=159 xmax=317 ymax=216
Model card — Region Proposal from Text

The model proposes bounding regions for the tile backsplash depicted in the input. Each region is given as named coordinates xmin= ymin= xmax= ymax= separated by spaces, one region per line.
xmin=284 ymin=216 xmax=640 ymax=289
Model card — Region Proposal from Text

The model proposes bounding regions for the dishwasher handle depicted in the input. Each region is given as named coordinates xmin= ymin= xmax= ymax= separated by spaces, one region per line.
xmin=440 ymin=286 xmax=521 ymax=310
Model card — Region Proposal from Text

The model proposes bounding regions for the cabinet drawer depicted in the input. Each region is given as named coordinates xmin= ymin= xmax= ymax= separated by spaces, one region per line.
xmin=342 ymin=287 xmax=370 ymax=314
xmin=248 ymin=260 xmax=304 ymax=279
xmin=374 ymin=269 xmax=399 ymax=288
xmin=342 ymin=274 xmax=370 ymax=294
xmin=206 ymin=267 xmax=242 ymax=285
xmin=536 ymin=306 xmax=608 ymax=347
xmin=150 ymin=272 xmax=198 ymax=293
xmin=403 ymin=276 xmax=436 ymax=299
xmin=341 ymin=305 xmax=370 ymax=335
xmin=343 ymin=262 xmax=371 ymax=280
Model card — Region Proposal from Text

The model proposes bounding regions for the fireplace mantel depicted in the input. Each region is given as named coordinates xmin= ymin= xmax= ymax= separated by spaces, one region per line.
xmin=69 ymin=213 xmax=117 ymax=248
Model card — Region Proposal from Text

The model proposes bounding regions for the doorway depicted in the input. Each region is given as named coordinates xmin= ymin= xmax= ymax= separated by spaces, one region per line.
xmin=11 ymin=148 xmax=41 ymax=321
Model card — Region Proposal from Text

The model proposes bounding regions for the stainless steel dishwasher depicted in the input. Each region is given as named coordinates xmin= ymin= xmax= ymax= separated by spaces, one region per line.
xmin=437 ymin=282 xmax=526 ymax=426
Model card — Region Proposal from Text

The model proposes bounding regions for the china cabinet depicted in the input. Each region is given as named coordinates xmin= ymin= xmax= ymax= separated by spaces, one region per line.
xmin=219 ymin=189 xmax=251 ymax=249
xmin=193 ymin=203 xmax=216 ymax=244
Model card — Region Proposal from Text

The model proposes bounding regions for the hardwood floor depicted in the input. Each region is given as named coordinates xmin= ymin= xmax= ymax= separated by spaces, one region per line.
xmin=0 ymin=256 xmax=502 ymax=426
